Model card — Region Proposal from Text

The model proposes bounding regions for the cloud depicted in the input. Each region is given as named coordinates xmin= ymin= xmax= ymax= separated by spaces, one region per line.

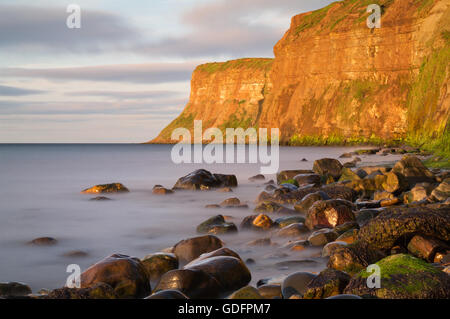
xmin=0 ymin=84 xmax=44 ymax=96
xmin=65 ymin=90 xmax=185 ymax=99
xmin=1 ymin=62 xmax=198 ymax=83
xmin=0 ymin=4 xmax=142 ymax=52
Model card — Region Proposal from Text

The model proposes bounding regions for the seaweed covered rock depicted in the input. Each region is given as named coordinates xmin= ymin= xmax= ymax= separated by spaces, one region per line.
xmin=141 ymin=253 xmax=179 ymax=285
xmin=81 ymin=183 xmax=129 ymax=194
xmin=305 ymin=199 xmax=356 ymax=230
xmin=173 ymin=169 xmax=237 ymax=190
xmin=313 ymin=158 xmax=343 ymax=180
xmin=294 ymin=174 xmax=321 ymax=187
xmin=357 ymin=206 xmax=450 ymax=250
xmin=328 ymin=241 xmax=385 ymax=275
xmin=173 ymin=235 xmax=223 ymax=264
xmin=277 ymin=170 xmax=313 ymax=184
xmin=80 ymin=254 xmax=150 ymax=299
xmin=303 ymin=269 xmax=351 ymax=299
xmin=196 ymin=215 xmax=237 ymax=234
xmin=0 ymin=282 xmax=32 ymax=297
xmin=294 ymin=191 xmax=330 ymax=213
xmin=344 ymin=254 xmax=450 ymax=299
xmin=46 ymin=283 xmax=117 ymax=299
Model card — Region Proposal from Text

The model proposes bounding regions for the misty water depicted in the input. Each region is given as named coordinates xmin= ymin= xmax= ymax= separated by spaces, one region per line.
xmin=0 ymin=144 xmax=404 ymax=292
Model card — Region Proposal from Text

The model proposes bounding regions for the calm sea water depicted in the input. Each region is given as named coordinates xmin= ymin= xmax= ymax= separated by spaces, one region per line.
xmin=0 ymin=144 xmax=402 ymax=292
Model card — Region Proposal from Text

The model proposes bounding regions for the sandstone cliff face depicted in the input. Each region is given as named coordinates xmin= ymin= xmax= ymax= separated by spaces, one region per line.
xmin=151 ymin=0 xmax=449 ymax=149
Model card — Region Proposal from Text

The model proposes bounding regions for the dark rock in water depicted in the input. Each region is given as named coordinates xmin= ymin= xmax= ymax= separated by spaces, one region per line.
xmin=185 ymin=256 xmax=251 ymax=294
xmin=196 ymin=215 xmax=237 ymax=235
xmin=254 ymin=201 xmax=290 ymax=214
xmin=29 ymin=237 xmax=58 ymax=246
xmin=301 ymin=158 xmax=308 ymax=162
xmin=344 ymin=254 xmax=450 ymax=299
xmin=313 ymin=158 xmax=343 ymax=180
xmin=294 ymin=174 xmax=321 ymax=187
xmin=63 ymin=250 xmax=89 ymax=258
xmin=282 ymin=240 xmax=309 ymax=251
xmin=228 ymin=286 xmax=262 ymax=299
xmin=305 ymin=199 xmax=356 ymax=230
xmin=277 ymin=223 xmax=308 ymax=238
xmin=81 ymin=183 xmax=129 ymax=194
xmin=0 ymin=282 xmax=32 ymax=297
xmin=251 ymin=214 xmax=275 ymax=230
xmin=89 ymin=196 xmax=112 ymax=201
xmin=357 ymin=206 xmax=450 ymax=250
xmin=355 ymin=200 xmax=381 ymax=209
xmin=407 ymin=235 xmax=448 ymax=262
xmin=257 ymin=284 xmax=282 ymax=299
xmin=326 ymin=294 xmax=362 ymax=299
xmin=343 ymin=161 xmax=357 ymax=168
xmin=279 ymin=183 xmax=299 ymax=191
xmin=275 ymin=216 xmax=306 ymax=228
xmin=246 ymin=238 xmax=272 ymax=247
xmin=265 ymin=184 xmax=277 ymax=192
xmin=392 ymin=155 xmax=435 ymax=187
xmin=220 ymin=197 xmax=241 ymax=207
xmin=245 ymin=258 xmax=256 ymax=265
xmin=322 ymin=241 xmax=348 ymax=257
xmin=294 ymin=191 xmax=330 ymax=213
xmin=173 ymin=235 xmax=223 ymax=264
xmin=303 ymin=269 xmax=351 ymax=299
xmin=249 ymin=174 xmax=265 ymax=182
xmin=328 ymin=241 xmax=385 ymax=275
xmin=308 ymin=229 xmax=339 ymax=246
xmin=145 ymin=289 xmax=188 ymax=299
xmin=154 ymin=269 xmax=222 ymax=299
xmin=173 ymin=169 xmax=237 ymax=190
xmin=205 ymin=204 xmax=221 ymax=209
xmin=185 ymin=248 xmax=242 ymax=267
xmin=81 ymin=254 xmax=150 ymax=299
xmin=281 ymin=272 xmax=317 ymax=298
xmin=277 ymin=170 xmax=313 ymax=184
xmin=152 ymin=187 xmax=174 ymax=195
xmin=340 ymin=153 xmax=353 ymax=158
xmin=46 ymin=283 xmax=117 ymax=299
xmin=141 ymin=253 xmax=179 ymax=285
xmin=217 ymin=187 xmax=233 ymax=193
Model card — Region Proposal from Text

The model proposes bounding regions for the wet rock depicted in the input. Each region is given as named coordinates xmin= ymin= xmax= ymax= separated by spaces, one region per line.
xmin=403 ymin=184 xmax=431 ymax=203
xmin=373 ymin=191 xmax=395 ymax=201
xmin=308 ymin=229 xmax=339 ymax=246
xmin=185 ymin=248 xmax=242 ymax=267
xmin=205 ymin=204 xmax=221 ymax=209
xmin=430 ymin=178 xmax=450 ymax=202
xmin=313 ymin=158 xmax=343 ymax=180
xmin=334 ymin=221 xmax=359 ymax=235
xmin=265 ymin=184 xmax=277 ymax=192
xmin=357 ymin=206 xmax=450 ymax=250
xmin=339 ymin=153 xmax=353 ymax=158
xmin=173 ymin=235 xmax=223 ymax=264
xmin=220 ymin=197 xmax=241 ymax=207
xmin=303 ymin=269 xmax=351 ymax=299
xmin=355 ymin=200 xmax=381 ymax=210
xmin=228 ymin=286 xmax=262 ymax=299
xmin=173 ymin=169 xmax=237 ymax=190
xmin=275 ymin=216 xmax=306 ymax=228
xmin=217 ymin=187 xmax=233 ymax=193
xmin=392 ymin=155 xmax=435 ymax=187
xmin=252 ymin=214 xmax=275 ymax=230
xmin=254 ymin=201 xmax=284 ymax=213
xmin=294 ymin=191 xmax=330 ymax=213
xmin=277 ymin=170 xmax=313 ymax=184
xmin=343 ymin=161 xmax=357 ymax=168
xmin=0 ymin=282 xmax=32 ymax=297
xmin=294 ymin=174 xmax=321 ymax=187
xmin=63 ymin=250 xmax=89 ymax=258
xmin=28 ymin=237 xmax=57 ymax=246
xmin=328 ymin=241 xmax=385 ymax=275
xmin=382 ymin=171 xmax=408 ymax=193
xmin=279 ymin=182 xmax=298 ymax=190
xmin=407 ymin=235 xmax=448 ymax=262
xmin=249 ymin=174 xmax=265 ymax=182
xmin=336 ymin=229 xmax=359 ymax=244
xmin=344 ymin=254 xmax=450 ymax=299
xmin=89 ymin=196 xmax=112 ymax=201
xmin=81 ymin=183 xmax=129 ymax=194
xmin=305 ymin=199 xmax=356 ymax=230
xmin=246 ymin=238 xmax=272 ymax=247
xmin=281 ymin=272 xmax=317 ymax=298
xmin=277 ymin=223 xmax=308 ymax=238
xmin=284 ymin=240 xmax=309 ymax=251
xmin=46 ymin=283 xmax=116 ymax=299
xmin=354 ymin=209 xmax=381 ymax=227
xmin=322 ymin=241 xmax=348 ymax=257
xmin=142 ymin=253 xmax=179 ymax=285
xmin=152 ymin=187 xmax=174 ymax=195
xmin=81 ymin=254 xmax=150 ymax=299
xmin=154 ymin=269 xmax=222 ymax=299
xmin=245 ymin=258 xmax=255 ymax=265
xmin=196 ymin=215 xmax=237 ymax=235
xmin=339 ymin=168 xmax=361 ymax=182
xmin=145 ymin=289 xmax=188 ymax=299
xmin=380 ymin=197 xmax=400 ymax=207
xmin=257 ymin=284 xmax=282 ymax=299
xmin=326 ymin=294 xmax=362 ymax=299
xmin=185 ymin=256 xmax=251 ymax=294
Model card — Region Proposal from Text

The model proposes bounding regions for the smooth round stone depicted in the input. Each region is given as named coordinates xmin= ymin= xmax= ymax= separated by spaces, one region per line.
xmin=0 ymin=282 xmax=32 ymax=297
xmin=281 ymin=272 xmax=317 ymax=298
xmin=257 ymin=284 xmax=282 ymax=299
xmin=308 ymin=229 xmax=339 ymax=246
xmin=277 ymin=223 xmax=308 ymax=238
xmin=326 ymin=294 xmax=363 ymax=299
xmin=228 ymin=286 xmax=262 ymax=299
xmin=145 ymin=289 xmax=188 ymax=299
xmin=142 ymin=253 xmax=179 ymax=284
xmin=322 ymin=241 xmax=348 ymax=257
xmin=28 ymin=237 xmax=58 ymax=246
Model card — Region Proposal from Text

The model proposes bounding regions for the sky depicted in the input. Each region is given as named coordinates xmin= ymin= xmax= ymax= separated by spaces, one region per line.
xmin=0 ymin=0 xmax=334 ymax=143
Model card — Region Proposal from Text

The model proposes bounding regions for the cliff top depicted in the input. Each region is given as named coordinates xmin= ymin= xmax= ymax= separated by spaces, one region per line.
xmin=195 ymin=58 xmax=273 ymax=74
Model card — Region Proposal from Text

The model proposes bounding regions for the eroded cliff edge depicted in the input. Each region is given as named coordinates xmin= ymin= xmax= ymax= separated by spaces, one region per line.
xmin=150 ymin=0 xmax=449 ymax=155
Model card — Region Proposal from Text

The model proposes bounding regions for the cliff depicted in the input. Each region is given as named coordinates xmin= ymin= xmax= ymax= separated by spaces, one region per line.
xmin=150 ymin=0 xmax=450 ymax=155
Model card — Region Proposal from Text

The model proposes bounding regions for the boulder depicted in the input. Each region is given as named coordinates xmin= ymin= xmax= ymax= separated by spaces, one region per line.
xmin=220 ymin=198 xmax=241 ymax=207
xmin=382 ymin=171 xmax=408 ymax=193
xmin=81 ymin=183 xmax=129 ymax=194
xmin=430 ymin=178 xmax=450 ymax=202
xmin=141 ymin=253 xmax=178 ymax=285
xmin=185 ymin=248 xmax=242 ymax=267
xmin=334 ymin=221 xmax=359 ymax=235
xmin=276 ymin=223 xmax=308 ymax=238
xmin=305 ymin=199 xmax=356 ymax=230
xmin=274 ymin=216 xmax=306 ymax=228
xmin=336 ymin=229 xmax=359 ymax=244
xmin=294 ymin=174 xmax=321 ymax=187
xmin=81 ymin=254 xmax=150 ymax=298
xmin=28 ymin=237 xmax=57 ymax=246
xmin=152 ymin=187 xmax=174 ymax=195
xmin=357 ymin=206 xmax=450 ymax=250
xmin=344 ymin=254 xmax=450 ymax=299
xmin=281 ymin=272 xmax=317 ymax=298
xmin=339 ymin=168 xmax=361 ymax=183
xmin=173 ymin=235 xmax=223 ymax=264
xmin=228 ymin=286 xmax=262 ymax=299
xmin=257 ymin=284 xmax=282 ymax=299
xmin=303 ymin=269 xmax=351 ymax=299
xmin=173 ymin=169 xmax=237 ymax=190
xmin=89 ymin=196 xmax=112 ymax=201
xmin=308 ymin=229 xmax=339 ymax=246
xmin=407 ymin=235 xmax=448 ymax=262
xmin=277 ymin=170 xmax=313 ymax=184
xmin=0 ymin=282 xmax=32 ymax=297
xmin=392 ymin=155 xmax=435 ymax=186
xmin=196 ymin=215 xmax=237 ymax=235
xmin=326 ymin=294 xmax=362 ymax=299
xmin=354 ymin=209 xmax=381 ymax=227
xmin=322 ymin=241 xmax=348 ymax=257
xmin=185 ymin=256 xmax=251 ymax=294
xmin=252 ymin=214 xmax=275 ymax=230
xmin=145 ymin=289 xmax=188 ymax=299
xmin=46 ymin=283 xmax=116 ymax=299
xmin=373 ymin=191 xmax=395 ymax=201
xmin=249 ymin=174 xmax=265 ymax=182
xmin=313 ymin=158 xmax=343 ymax=180
xmin=154 ymin=269 xmax=222 ymax=299
xmin=294 ymin=191 xmax=330 ymax=213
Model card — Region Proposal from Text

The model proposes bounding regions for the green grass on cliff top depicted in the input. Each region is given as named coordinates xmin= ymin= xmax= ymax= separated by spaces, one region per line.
xmin=196 ymin=58 xmax=273 ymax=74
